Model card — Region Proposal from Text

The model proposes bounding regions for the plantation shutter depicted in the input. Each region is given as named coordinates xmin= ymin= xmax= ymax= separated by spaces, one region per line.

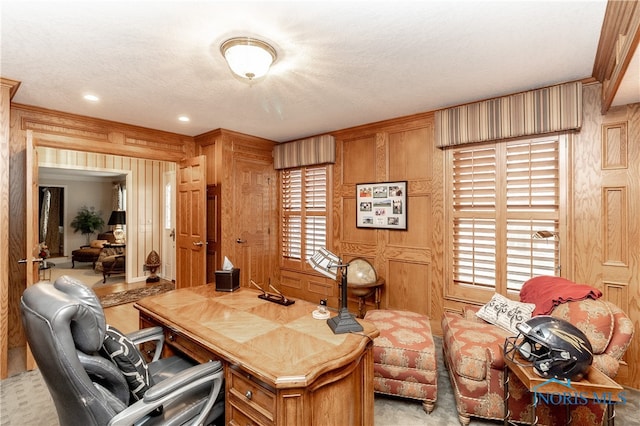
xmin=304 ymin=167 xmax=327 ymax=259
xmin=452 ymin=146 xmax=497 ymax=288
xmin=282 ymin=169 xmax=302 ymax=260
xmin=505 ymin=139 xmax=559 ymax=290
xmin=451 ymin=137 xmax=560 ymax=292
xmin=281 ymin=166 xmax=328 ymax=264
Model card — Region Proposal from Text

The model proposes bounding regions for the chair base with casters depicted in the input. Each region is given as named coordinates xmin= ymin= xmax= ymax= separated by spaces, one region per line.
xmin=20 ymin=275 xmax=224 ymax=426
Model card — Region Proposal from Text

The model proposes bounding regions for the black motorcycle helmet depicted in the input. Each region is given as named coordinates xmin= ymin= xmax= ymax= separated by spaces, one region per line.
xmin=504 ymin=315 xmax=593 ymax=381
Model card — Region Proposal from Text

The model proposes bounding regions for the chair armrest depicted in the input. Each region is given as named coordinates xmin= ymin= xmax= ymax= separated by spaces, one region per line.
xmin=593 ymin=353 xmax=621 ymax=378
xmin=604 ymin=303 xmax=635 ymax=361
xmin=486 ymin=341 xmax=506 ymax=370
xmin=144 ymin=360 xmax=223 ymax=402
xmin=126 ymin=327 xmax=164 ymax=362
xmin=107 ymin=360 xmax=224 ymax=426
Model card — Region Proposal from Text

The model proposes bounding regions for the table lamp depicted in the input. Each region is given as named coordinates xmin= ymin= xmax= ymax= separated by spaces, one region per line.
xmin=309 ymin=248 xmax=363 ymax=334
xmin=108 ymin=210 xmax=126 ymax=244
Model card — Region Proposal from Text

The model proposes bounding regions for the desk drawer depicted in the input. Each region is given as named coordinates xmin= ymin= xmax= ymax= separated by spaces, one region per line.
xmin=165 ymin=328 xmax=218 ymax=363
xmin=228 ymin=402 xmax=271 ymax=426
xmin=228 ymin=367 xmax=275 ymax=425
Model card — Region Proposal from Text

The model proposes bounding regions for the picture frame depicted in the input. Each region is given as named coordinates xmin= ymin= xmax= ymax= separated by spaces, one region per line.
xmin=356 ymin=181 xmax=407 ymax=230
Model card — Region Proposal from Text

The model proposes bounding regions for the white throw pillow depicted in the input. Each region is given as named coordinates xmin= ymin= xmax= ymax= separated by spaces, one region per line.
xmin=476 ymin=293 xmax=536 ymax=335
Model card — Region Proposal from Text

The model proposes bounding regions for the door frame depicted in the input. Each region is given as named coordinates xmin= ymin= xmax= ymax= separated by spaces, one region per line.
xmin=162 ymin=170 xmax=176 ymax=282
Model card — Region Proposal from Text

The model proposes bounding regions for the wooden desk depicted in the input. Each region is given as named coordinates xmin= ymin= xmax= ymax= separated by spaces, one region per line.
xmin=135 ymin=286 xmax=379 ymax=425
xmin=504 ymin=355 xmax=624 ymax=425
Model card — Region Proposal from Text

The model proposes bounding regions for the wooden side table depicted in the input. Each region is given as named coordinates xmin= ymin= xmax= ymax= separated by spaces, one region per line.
xmin=504 ymin=353 xmax=624 ymax=426
xmin=346 ymin=277 xmax=384 ymax=318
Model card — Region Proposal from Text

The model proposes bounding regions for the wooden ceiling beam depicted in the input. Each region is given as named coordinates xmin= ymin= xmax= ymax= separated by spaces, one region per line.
xmin=592 ymin=1 xmax=640 ymax=114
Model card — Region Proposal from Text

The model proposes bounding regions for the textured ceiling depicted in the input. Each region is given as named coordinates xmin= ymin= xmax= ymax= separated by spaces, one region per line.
xmin=2 ymin=1 xmax=635 ymax=143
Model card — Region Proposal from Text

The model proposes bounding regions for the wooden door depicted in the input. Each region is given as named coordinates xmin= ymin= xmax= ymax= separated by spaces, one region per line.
xmin=232 ymin=157 xmax=276 ymax=288
xmin=176 ymin=156 xmax=206 ymax=288
xmin=25 ymin=130 xmax=39 ymax=370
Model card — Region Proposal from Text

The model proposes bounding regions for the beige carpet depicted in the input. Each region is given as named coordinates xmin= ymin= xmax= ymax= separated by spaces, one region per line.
xmin=45 ymin=257 xmax=104 ymax=287
xmin=2 ymin=335 xmax=639 ymax=426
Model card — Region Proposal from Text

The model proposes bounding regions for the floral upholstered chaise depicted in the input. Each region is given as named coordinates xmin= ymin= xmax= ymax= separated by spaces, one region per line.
xmin=441 ymin=276 xmax=634 ymax=426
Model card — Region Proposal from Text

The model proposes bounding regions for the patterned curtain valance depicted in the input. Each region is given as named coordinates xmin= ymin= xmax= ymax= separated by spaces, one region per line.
xmin=435 ymin=81 xmax=582 ymax=148
xmin=273 ymin=135 xmax=335 ymax=170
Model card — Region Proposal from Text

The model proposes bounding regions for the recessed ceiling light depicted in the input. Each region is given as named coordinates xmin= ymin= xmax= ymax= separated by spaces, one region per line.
xmin=178 ymin=115 xmax=190 ymax=122
xmin=83 ymin=94 xmax=100 ymax=102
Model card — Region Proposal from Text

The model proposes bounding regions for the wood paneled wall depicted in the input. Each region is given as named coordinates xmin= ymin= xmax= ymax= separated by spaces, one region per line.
xmin=3 ymin=87 xmax=638 ymax=390
xmin=292 ymin=82 xmax=639 ymax=389
xmin=5 ymin=104 xmax=193 ymax=368
xmin=331 ymin=115 xmax=443 ymax=324
xmin=195 ymin=129 xmax=278 ymax=288
xmin=571 ymin=83 xmax=640 ymax=388
xmin=0 ymin=78 xmax=20 ymax=379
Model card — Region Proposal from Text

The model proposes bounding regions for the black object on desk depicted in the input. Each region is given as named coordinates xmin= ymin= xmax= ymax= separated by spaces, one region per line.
xmin=215 ymin=268 xmax=240 ymax=292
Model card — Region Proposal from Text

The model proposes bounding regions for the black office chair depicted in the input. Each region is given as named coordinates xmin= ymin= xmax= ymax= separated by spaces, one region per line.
xmin=21 ymin=275 xmax=224 ymax=426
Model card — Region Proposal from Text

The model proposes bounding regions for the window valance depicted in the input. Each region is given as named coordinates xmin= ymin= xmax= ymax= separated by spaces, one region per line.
xmin=435 ymin=81 xmax=582 ymax=148
xmin=273 ymin=135 xmax=335 ymax=170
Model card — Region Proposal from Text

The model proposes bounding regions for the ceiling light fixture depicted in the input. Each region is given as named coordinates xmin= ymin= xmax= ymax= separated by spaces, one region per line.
xmin=83 ymin=94 xmax=100 ymax=102
xmin=220 ymin=37 xmax=277 ymax=83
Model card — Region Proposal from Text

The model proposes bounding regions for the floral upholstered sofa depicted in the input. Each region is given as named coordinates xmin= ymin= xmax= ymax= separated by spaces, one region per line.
xmin=441 ymin=276 xmax=634 ymax=426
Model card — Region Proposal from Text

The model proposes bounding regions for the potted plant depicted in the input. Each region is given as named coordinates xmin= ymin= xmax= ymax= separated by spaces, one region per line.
xmin=70 ymin=205 xmax=105 ymax=244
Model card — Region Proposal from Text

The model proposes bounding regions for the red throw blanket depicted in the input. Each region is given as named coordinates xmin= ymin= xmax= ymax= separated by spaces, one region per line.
xmin=520 ymin=276 xmax=602 ymax=316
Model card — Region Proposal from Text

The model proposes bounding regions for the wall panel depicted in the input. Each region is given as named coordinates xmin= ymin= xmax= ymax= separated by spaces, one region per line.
xmin=386 ymin=259 xmax=430 ymax=314
xmin=572 ymin=84 xmax=640 ymax=389
xmin=332 ymin=115 xmax=437 ymax=327
xmin=602 ymin=122 xmax=628 ymax=169
xmin=341 ymin=136 xmax=376 ymax=185
xmin=602 ymin=186 xmax=628 ymax=266
xmin=388 ymin=127 xmax=432 ymax=181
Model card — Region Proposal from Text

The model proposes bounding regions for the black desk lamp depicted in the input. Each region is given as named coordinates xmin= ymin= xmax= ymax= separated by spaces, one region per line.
xmin=309 ymin=248 xmax=363 ymax=334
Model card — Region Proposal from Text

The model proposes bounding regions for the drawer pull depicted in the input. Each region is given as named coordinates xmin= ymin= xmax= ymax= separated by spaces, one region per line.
xmin=245 ymin=390 xmax=253 ymax=400
xmin=168 ymin=334 xmax=175 ymax=341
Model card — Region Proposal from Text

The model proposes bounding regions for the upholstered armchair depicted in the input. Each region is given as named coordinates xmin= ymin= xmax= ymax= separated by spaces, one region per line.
xmin=20 ymin=276 xmax=224 ymax=426
xmin=95 ymin=244 xmax=126 ymax=283
xmin=71 ymin=231 xmax=115 ymax=268
xmin=442 ymin=292 xmax=634 ymax=425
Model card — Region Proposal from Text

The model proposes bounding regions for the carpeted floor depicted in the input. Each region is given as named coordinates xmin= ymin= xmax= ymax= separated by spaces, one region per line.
xmin=2 ymin=336 xmax=638 ymax=426
xmin=45 ymin=258 xmax=104 ymax=287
